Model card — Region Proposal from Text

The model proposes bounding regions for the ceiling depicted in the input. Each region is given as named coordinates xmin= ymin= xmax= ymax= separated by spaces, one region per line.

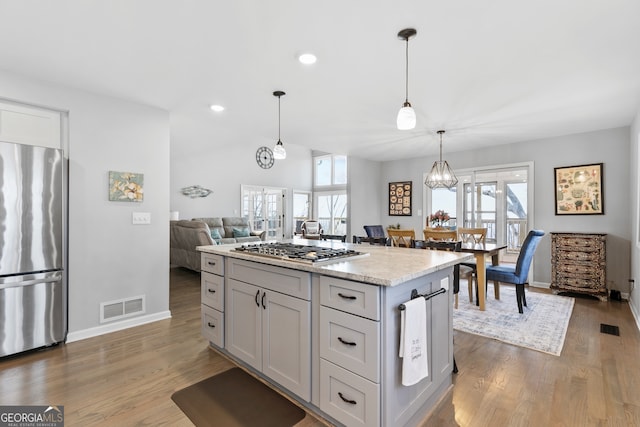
xmin=1 ymin=0 xmax=639 ymax=161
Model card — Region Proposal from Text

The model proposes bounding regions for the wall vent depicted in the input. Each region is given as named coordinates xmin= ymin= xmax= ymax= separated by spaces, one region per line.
xmin=100 ymin=295 xmax=146 ymax=323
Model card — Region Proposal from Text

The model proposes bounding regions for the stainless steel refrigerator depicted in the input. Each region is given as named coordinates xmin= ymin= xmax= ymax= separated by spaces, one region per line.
xmin=0 ymin=141 xmax=66 ymax=357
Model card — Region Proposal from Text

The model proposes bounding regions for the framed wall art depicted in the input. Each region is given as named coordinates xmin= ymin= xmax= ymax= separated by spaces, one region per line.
xmin=554 ymin=163 xmax=603 ymax=215
xmin=389 ymin=181 xmax=412 ymax=216
xmin=109 ymin=171 xmax=144 ymax=202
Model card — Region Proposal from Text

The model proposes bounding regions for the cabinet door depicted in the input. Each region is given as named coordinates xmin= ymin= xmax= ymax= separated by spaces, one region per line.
xmin=262 ymin=290 xmax=311 ymax=402
xmin=226 ymin=279 xmax=262 ymax=370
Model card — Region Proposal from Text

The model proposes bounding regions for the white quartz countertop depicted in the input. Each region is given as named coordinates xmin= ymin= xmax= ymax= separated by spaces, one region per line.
xmin=197 ymin=239 xmax=473 ymax=286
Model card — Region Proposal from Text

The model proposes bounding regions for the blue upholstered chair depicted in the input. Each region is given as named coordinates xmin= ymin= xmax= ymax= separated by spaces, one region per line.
xmin=485 ymin=229 xmax=545 ymax=314
xmin=363 ymin=225 xmax=385 ymax=238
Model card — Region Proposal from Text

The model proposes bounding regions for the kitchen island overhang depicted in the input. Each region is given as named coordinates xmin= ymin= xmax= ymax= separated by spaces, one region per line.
xmin=197 ymin=240 xmax=472 ymax=427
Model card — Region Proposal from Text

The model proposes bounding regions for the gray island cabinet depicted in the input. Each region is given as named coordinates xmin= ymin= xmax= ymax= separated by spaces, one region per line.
xmin=197 ymin=241 xmax=472 ymax=427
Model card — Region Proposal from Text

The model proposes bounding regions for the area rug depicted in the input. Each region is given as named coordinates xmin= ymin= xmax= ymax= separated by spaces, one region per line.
xmin=453 ymin=284 xmax=574 ymax=356
xmin=171 ymin=367 xmax=306 ymax=427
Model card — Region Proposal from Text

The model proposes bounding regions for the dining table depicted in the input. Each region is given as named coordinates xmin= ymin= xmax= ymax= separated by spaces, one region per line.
xmin=458 ymin=242 xmax=508 ymax=311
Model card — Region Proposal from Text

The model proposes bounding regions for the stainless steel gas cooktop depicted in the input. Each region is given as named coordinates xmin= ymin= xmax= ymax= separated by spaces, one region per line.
xmin=233 ymin=242 xmax=368 ymax=264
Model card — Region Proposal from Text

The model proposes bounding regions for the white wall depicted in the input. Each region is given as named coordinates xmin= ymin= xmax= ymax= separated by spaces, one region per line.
xmin=0 ymin=70 xmax=171 ymax=338
xmin=170 ymin=137 xmax=313 ymax=237
xmin=380 ymin=127 xmax=631 ymax=291
xmin=348 ymin=156 xmax=383 ymax=239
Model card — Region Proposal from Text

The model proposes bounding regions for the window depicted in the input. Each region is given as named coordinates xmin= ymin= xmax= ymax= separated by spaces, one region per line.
xmin=317 ymin=192 xmax=347 ymax=235
xmin=430 ymin=187 xmax=457 ymax=226
xmin=314 ymin=154 xmax=347 ymax=186
xmin=313 ymin=154 xmax=348 ymax=235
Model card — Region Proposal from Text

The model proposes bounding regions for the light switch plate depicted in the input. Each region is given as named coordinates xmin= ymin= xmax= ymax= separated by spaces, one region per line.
xmin=132 ymin=212 xmax=151 ymax=225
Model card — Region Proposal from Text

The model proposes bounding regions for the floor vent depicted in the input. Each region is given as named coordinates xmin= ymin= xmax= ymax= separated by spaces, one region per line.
xmin=100 ymin=295 xmax=146 ymax=323
xmin=600 ymin=323 xmax=620 ymax=336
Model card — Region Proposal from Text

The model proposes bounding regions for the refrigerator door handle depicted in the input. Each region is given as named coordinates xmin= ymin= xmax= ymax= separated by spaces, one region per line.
xmin=0 ymin=272 xmax=63 ymax=289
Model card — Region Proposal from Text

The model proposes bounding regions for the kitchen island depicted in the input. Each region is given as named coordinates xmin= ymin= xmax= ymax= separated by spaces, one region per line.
xmin=197 ymin=240 xmax=472 ymax=427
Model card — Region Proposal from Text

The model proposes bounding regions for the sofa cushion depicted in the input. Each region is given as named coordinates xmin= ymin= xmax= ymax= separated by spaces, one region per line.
xmin=232 ymin=227 xmax=250 ymax=238
xmin=222 ymin=217 xmax=250 ymax=239
xmin=219 ymin=237 xmax=237 ymax=244
xmin=210 ymin=228 xmax=222 ymax=240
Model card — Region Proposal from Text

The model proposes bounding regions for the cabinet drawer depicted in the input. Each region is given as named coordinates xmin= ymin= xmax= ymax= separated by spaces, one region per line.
xmin=319 ymin=276 xmax=380 ymax=321
xmin=319 ymin=306 xmax=380 ymax=383
xmin=201 ymin=253 xmax=224 ymax=275
xmin=227 ymin=258 xmax=311 ymax=300
xmin=554 ymin=235 xmax=604 ymax=249
xmin=201 ymin=272 xmax=224 ymax=311
xmin=555 ymin=264 xmax=600 ymax=277
xmin=201 ymin=305 xmax=224 ymax=348
xmin=554 ymin=276 xmax=602 ymax=289
xmin=555 ymin=250 xmax=601 ymax=262
xmin=319 ymin=359 xmax=380 ymax=427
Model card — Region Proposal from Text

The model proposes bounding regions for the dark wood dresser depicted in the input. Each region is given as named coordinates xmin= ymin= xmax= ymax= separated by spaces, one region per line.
xmin=550 ymin=232 xmax=607 ymax=301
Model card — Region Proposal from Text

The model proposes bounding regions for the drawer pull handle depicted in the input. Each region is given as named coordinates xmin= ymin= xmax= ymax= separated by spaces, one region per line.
xmin=207 ymin=322 xmax=215 ymax=328
xmin=208 ymin=289 xmax=216 ymax=293
xmin=255 ymin=290 xmax=260 ymax=307
xmin=262 ymin=292 xmax=266 ymax=309
xmin=338 ymin=337 xmax=356 ymax=346
xmin=338 ymin=293 xmax=356 ymax=300
xmin=208 ymin=261 xmax=216 ymax=265
xmin=338 ymin=392 xmax=356 ymax=405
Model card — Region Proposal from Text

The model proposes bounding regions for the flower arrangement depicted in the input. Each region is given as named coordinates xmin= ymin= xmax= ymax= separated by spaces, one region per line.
xmin=428 ymin=210 xmax=450 ymax=227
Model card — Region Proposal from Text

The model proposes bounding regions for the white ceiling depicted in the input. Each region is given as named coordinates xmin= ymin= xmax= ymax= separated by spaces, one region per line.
xmin=1 ymin=0 xmax=639 ymax=161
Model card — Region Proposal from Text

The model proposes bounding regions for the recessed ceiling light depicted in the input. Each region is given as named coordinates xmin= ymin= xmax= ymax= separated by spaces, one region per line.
xmin=210 ymin=104 xmax=225 ymax=112
xmin=298 ymin=53 xmax=317 ymax=65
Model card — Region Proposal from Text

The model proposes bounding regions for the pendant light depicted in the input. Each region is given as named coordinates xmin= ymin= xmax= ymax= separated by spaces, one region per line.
xmin=425 ymin=130 xmax=458 ymax=189
xmin=397 ymin=28 xmax=417 ymax=130
xmin=273 ymin=90 xmax=287 ymax=160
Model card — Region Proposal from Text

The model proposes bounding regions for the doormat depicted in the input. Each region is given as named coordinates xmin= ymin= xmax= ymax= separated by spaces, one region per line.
xmin=171 ymin=367 xmax=306 ymax=427
xmin=453 ymin=284 xmax=574 ymax=356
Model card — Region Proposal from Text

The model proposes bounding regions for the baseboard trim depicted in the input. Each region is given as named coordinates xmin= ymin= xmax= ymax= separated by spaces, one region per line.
xmin=531 ymin=281 xmax=550 ymax=289
xmin=630 ymin=299 xmax=640 ymax=333
xmin=66 ymin=310 xmax=172 ymax=343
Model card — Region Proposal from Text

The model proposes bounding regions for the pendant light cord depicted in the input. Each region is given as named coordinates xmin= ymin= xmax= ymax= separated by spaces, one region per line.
xmin=278 ymin=95 xmax=281 ymax=140
xmin=405 ymin=37 xmax=409 ymax=103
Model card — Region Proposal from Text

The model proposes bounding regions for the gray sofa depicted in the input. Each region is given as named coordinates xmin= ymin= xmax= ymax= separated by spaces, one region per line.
xmin=170 ymin=217 xmax=266 ymax=271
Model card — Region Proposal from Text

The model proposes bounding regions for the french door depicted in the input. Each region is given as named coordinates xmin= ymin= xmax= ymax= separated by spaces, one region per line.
xmin=242 ymin=185 xmax=286 ymax=239
xmin=427 ymin=162 xmax=533 ymax=259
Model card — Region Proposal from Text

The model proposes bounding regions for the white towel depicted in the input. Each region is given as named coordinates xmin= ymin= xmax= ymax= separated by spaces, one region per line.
xmin=399 ymin=297 xmax=428 ymax=386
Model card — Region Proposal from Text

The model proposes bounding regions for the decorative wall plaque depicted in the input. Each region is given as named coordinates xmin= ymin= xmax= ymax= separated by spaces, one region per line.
xmin=389 ymin=181 xmax=412 ymax=216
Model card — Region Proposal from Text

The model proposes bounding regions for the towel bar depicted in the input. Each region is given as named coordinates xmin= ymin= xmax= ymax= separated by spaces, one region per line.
xmin=398 ymin=287 xmax=446 ymax=311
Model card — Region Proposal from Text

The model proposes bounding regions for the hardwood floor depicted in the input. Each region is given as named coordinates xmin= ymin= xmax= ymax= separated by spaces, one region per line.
xmin=1 ymin=269 xmax=638 ymax=426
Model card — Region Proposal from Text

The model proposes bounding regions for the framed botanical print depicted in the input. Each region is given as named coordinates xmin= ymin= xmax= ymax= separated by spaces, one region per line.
xmin=389 ymin=181 xmax=412 ymax=216
xmin=554 ymin=163 xmax=603 ymax=215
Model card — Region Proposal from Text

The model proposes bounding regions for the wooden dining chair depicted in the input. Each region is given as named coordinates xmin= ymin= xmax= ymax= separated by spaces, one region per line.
xmin=457 ymin=227 xmax=487 ymax=244
xmin=455 ymin=227 xmax=488 ymax=303
xmin=423 ymin=228 xmax=458 ymax=241
xmin=387 ymin=229 xmax=415 ymax=247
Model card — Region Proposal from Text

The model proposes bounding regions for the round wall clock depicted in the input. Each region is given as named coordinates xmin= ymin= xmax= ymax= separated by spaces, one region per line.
xmin=256 ymin=146 xmax=275 ymax=169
